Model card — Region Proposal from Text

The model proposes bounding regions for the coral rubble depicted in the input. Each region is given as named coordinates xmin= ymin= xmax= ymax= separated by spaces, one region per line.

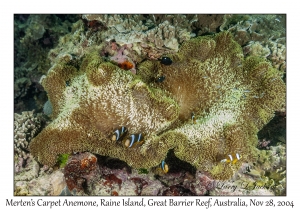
xmin=29 ymin=31 xmax=285 ymax=181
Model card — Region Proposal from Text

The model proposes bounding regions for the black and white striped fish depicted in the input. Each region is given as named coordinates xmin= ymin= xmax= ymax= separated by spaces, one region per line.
xmin=124 ymin=133 xmax=144 ymax=148
xmin=111 ymin=126 xmax=128 ymax=141
xmin=220 ymin=153 xmax=241 ymax=164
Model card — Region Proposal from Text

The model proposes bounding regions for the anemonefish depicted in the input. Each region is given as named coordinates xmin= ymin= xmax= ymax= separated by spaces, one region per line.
xmin=154 ymin=160 xmax=169 ymax=176
xmin=124 ymin=133 xmax=144 ymax=148
xmin=220 ymin=153 xmax=241 ymax=164
xmin=111 ymin=126 xmax=128 ymax=141
xmin=160 ymin=160 xmax=169 ymax=173
xmin=159 ymin=57 xmax=172 ymax=65
xmin=118 ymin=60 xmax=134 ymax=70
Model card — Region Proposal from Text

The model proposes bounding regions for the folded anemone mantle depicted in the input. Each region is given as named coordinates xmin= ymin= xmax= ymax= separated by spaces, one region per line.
xmin=29 ymin=32 xmax=285 ymax=180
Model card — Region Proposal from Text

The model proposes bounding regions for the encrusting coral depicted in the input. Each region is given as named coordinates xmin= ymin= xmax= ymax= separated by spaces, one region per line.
xmin=29 ymin=31 xmax=285 ymax=180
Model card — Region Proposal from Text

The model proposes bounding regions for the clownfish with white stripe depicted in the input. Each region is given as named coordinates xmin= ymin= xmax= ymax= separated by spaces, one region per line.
xmin=220 ymin=153 xmax=241 ymax=164
xmin=111 ymin=126 xmax=128 ymax=141
xmin=160 ymin=160 xmax=169 ymax=173
xmin=124 ymin=133 xmax=144 ymax=148
xmin=154 ymin=160 xmax=169 ymax=176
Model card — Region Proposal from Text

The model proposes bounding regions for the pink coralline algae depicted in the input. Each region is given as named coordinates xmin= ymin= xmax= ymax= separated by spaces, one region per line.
xmin=191 ymin=172 xmax=215 ymax=195
xmin=108 ymin=43 xmax=136 ymax=74
xmin=91 ymin=163 xmax=164 ymax=196
xmin=131 ymin=177 xmax=148 ymax=195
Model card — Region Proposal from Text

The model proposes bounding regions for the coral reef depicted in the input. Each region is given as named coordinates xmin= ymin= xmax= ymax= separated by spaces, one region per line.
xmin=14 ymin=14 xmax=78 ymax=113
xmin=50 ymin=14 xmax=223 ymax=75
xmin=47 ymin=14 xmax=199 ymax=79
xmin=14 ymin=110 xmax=47 ymax=183
xmin=14 ymin=111 xmax=45 ymax=159
xmin=14 ymin=14 xmax=77 ymax=74
xmin=254 ymin=145 xmax=286 ymax=195
xmin=220 ymin=14 xmax=286 ymax=72
xmin=14 ymin=145 xmax=286 ymax=196
xmin=13 ymin=14 xmax=286 ymax=196
xmin=189 ymin=172 xmax=215 ymax=195
xmin=267 ymin=38 xmax=286 ymax=71
xmin=14 ymin=169 xmax=66 ymax=196
xmin=29 ymin=31 xmax=285 ymax=181
xmin=14 ymin=155 xmax=40 ymax=182
xmin=82 ymin=14 xmax=196 ymax=51
xmin=209 ymin=143 xmax=286 ymax=196
xmin=243 ymin=41 xmax=271 ymax=58
xmin=257 ymin=138 xmax=271 ymax=149
xmin=191 ymin=14 xmax=224 ymax=36
xmin=63 ymin=152 xmax=98 ymax=193
xmin=220 ymin=15 xmax=286 ymax=45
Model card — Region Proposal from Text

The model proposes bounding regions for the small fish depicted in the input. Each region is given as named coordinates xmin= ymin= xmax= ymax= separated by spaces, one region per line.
xmin=111 ymin=126 xmax=128 ymax=141
xmin=118 ymin=60 xmax=134 ymax=70
xmin=159 ymin=57 xmax=172 ymax=65
xmin=124 ymin=133 xmax=144 ymax=148
xmin=156 ymin=76 xmax=166 ymax=83
xmin=220 ymin=153 xmax=241 ymax=164
xmin=161 ymin=160 xmax=169 ymax=173
xmin=191 ymin=112 xmax=197 ymax=124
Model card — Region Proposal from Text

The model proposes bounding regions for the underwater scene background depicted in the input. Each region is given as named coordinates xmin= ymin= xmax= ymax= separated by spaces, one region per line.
xmin=14 ymin=14 xmax=286 ymax=196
